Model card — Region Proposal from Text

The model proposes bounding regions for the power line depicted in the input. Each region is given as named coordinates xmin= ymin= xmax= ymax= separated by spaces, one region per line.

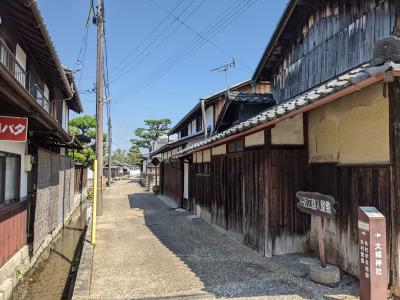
xmin=76 ymin=0 xmax=95 ymax=89
xmin=109 ymin=0 xmax=206 ymax=84
xmin=115 ymin=0 xmax=255 ymax=97
xmin=108 ymin=0 xmax=185 ymax=76
xmin=150 ymin=0 xmax=252 ymax=70
xmin=113 ymin=0 xmax=257 ymax=98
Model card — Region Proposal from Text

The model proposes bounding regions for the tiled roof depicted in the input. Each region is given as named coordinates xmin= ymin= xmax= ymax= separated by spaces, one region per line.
xmin=177 ymin=60 xmax=400 ymax=157
xmin=228 ymin=91 xmax=274 ymax=104
xmin=168 ymin=79 xmax=253 ymax=135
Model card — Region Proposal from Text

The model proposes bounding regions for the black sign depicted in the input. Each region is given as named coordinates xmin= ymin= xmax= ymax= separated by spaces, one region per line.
xmin=296 ymin=191 xmax=336 ymax=217
xmin=151 ymin=157 xmax=160 ymax=166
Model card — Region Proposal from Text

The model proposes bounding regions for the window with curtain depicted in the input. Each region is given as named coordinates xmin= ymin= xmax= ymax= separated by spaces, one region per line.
xmin=0 ymin=151 xmax=21 ymax=205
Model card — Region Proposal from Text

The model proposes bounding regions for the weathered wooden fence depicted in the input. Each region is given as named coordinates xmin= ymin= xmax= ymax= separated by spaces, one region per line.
xmin=161 ymin=160 xmax=182 ymax=205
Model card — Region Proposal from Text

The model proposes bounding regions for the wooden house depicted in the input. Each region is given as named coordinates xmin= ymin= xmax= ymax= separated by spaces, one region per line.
xmin=160 ymin=0 xmax=400 ymax=296
xmin=152 ymin=80 xmax=270 ymax=209
xmin=0 ymin=0 xmax=87 ymax=292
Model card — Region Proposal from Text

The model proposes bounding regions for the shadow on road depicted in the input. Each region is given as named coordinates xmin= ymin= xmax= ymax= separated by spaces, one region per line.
xmin=127 ymin=191 xmax=324 ymax=299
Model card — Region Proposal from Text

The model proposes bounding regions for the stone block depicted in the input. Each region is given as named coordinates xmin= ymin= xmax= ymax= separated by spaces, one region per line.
xmin=310 ymin=264 xmax=340 ymax=286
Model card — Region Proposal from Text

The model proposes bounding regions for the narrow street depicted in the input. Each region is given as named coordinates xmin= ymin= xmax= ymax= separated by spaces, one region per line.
xmin=88 ymin=179 xmax=358 ymax=300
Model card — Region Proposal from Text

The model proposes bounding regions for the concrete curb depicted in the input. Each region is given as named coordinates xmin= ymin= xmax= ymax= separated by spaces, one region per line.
xmin=72 ymin=217 xmax=93 ymax=300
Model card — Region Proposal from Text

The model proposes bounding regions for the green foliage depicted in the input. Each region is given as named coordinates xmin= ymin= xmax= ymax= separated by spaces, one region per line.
xmin=15 ymin=266 xmax=22 ymax=280
xmin=109 ymin=147 xmax=143 ymax=167
xmin=68 ymin=115 xmax=97 ymax=166
xmin=127 ymin=145 xmax=144 ymax=166
xmin=131 ymin=119 xmax=171 ymax=152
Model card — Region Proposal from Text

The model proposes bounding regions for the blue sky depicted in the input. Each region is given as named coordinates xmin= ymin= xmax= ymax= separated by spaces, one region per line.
xmin=37 ymin=0 xmax=288 ymax=151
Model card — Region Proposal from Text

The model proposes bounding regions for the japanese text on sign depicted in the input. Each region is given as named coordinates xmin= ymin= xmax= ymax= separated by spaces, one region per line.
xmin=0 ymin=116 xmax=28 ymax=142
xmin=296 ymin=191 xmax=336 ymax=217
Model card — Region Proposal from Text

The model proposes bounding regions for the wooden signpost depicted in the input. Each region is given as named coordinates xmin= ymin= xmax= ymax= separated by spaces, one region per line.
xmin=358 ymin=207 xmax=387 ymax=300
xmin=296 ymin=191 xmax=336 ymax=268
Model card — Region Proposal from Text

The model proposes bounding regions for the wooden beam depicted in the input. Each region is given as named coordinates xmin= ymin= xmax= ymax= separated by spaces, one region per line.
xmin=388 ymin=78 xmax=400 ymax=297
xmin=264 ymin=128 xmax=272 ymax=258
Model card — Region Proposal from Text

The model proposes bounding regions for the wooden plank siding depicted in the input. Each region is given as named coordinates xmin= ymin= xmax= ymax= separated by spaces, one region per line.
xmin=161 ymin=160 xmax=182 ymax=205
xmin=243 ymin=148 xmax=266 ymax=254
xmin=309 ymin=163 xmax=391 ymax=276
xmin=269 ymin=147 xmax=309 ymax=241
xmin=226 ymin=153 xmax=244 ymax=234
xmin=189 ymin=138 xmax=309 ymax=257
xmin=211 ymin=155 xmax=226 ymax=229
xmin=271 ymin=0 xmax=395 ymax=102
xmin=0 ymin=201 xmax=27 ymax=268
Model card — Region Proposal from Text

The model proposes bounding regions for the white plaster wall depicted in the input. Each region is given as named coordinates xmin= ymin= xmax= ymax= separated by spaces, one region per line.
xmin=245 ymin=131 xmax=264 ymax=147
xmin=206 ymin=106 xmax=214 ymax=132
xmin=196 ymin=151 xmax=202 ymax=163
xmin=212 ymin=144 xmax=226 ymax=156
xmin=203 ymin=149 xmax=211 ymax=162
xmin=183 ymin=162 xmax=189 ymax=199
xmin=308 ymin=83 xmax=389 ymax=163
xmin=0 ymin=141 xmax=27 ymax=200
xmin=191 ymin=119 xmax=197 ymax=134
xmin=16 ymin=44 xmax=27 ymax=71
xmin=271 ymin=113 xmax=304 ymax=145
xmin=62 ymin=102 xmax=69 ymax=131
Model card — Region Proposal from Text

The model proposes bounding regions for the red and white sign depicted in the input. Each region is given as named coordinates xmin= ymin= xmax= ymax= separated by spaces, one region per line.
xmin=0 ymin=116 xmax=28 ymax=142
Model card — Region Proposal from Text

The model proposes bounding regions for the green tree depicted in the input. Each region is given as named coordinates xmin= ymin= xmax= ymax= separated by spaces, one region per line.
xmin=131 ymin=119 xmax=171 ymax=152
xmin=68 ymin=115 xmax=96 ymax=166
xmin=111 ymin=148 xmax=127 ymax=164
xmin=127 ymin=145 xmax=144 ymax=167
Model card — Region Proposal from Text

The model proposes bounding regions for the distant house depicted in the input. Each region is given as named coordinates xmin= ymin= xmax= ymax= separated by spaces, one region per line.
xmin=142 ymin=137 xmax=168 ymax=189
xmin=104 ymin=162 xmax=137 ymax=179
xmin=155 ymin=0 xmax=400 ymax=296
xmin=151 ymin=80 xmax=270 ymax=208
xmin=0 ymin=0 xmax=88 ymax=293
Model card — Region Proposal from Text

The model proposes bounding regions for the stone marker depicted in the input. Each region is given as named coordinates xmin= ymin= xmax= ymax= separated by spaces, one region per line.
xmin=358 ymin=207 xmax=388 ymax=300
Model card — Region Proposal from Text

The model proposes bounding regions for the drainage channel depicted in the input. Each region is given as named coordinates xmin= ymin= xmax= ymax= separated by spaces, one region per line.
xmin=13 ymin=203 xmax=90 ymax=300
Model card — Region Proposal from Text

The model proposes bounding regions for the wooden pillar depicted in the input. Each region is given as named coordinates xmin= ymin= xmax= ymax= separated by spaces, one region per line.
xmin=388 ymin=78 xmax=400 ymax=297
xmin=394 ymin=1 xmax=400 ymax=37
xmin=264 ymin=128 xmax=273 ymax=258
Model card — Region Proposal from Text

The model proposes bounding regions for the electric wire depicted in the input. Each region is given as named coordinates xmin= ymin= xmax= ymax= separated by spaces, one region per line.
xmin=113 ymin=0 xmax=257 ymax=98
xmin=109 ymin=0 xmax=206 ymax=84
xmin=108 ymin=0 xmax=185 ymax=77
xmin=77 ymin=0 xmax=94 ymax=90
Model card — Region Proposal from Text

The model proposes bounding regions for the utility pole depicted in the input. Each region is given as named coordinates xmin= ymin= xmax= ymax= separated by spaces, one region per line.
xmin=95 ymin=0 xmax=104 ymax=216
xmin=107 ymin=99 xmax=112 ymax=186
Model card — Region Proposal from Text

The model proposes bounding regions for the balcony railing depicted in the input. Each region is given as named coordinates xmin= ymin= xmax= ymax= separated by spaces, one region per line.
xmin=0 ymin=38 xmax=50 ymax=113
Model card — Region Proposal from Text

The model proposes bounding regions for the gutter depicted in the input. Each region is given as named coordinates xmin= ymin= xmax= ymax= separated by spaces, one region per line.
xmin=179 ymin=71 xmax=386 ymax=156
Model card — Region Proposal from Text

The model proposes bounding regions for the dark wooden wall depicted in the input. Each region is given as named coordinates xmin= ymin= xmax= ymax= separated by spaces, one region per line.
xmin=309 ymin=163 xmax=391 ymax=274
xmin=211 ymin=156 xmax=226 ymax=229
xmin=188 ymin=141 xmax=309 ymax=257
xmin=226 ymin=153 xmax=244 ymax=234
xmin=243 ymin=148 xmax=266 ymax=254
xmin=161 ymin=160 xmax=182 ymax=205
xmin=269 ymin=147 xmax=309 ymax=240
xmin=272 ymin=0 xmax=395 ymax=102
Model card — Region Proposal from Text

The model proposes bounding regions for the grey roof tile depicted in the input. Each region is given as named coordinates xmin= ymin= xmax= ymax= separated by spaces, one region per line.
xmin=175 ymin=60 xmax=397 ymax=157
xmin=229 ymin=91 xmax=274 ymax=104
